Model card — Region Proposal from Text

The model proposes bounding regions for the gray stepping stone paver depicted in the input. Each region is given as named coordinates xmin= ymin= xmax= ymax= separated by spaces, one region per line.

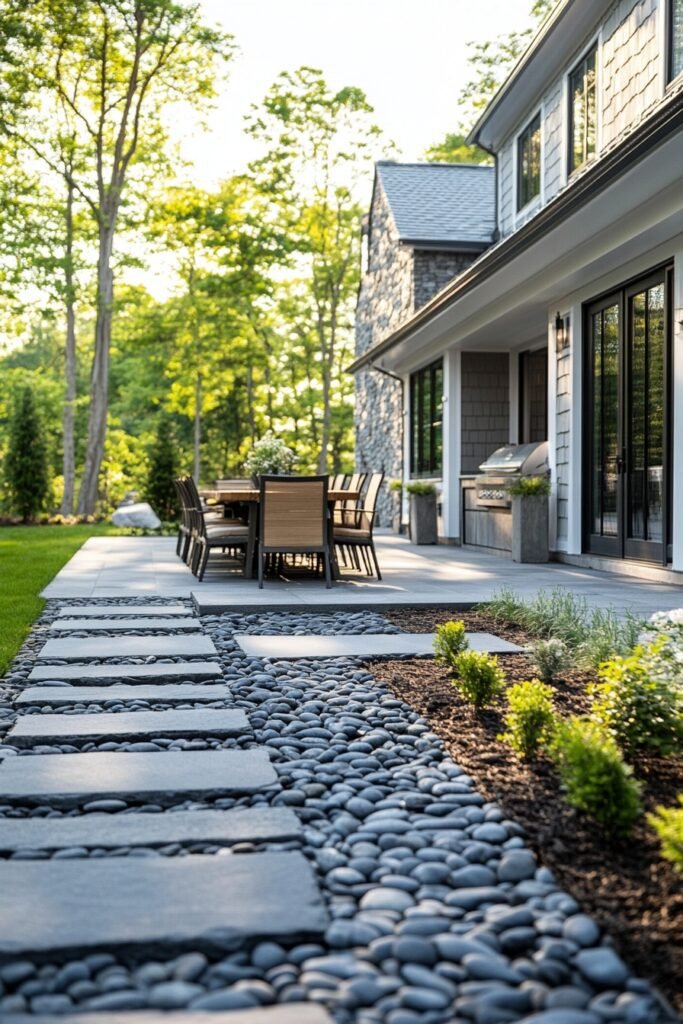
xmin=17 ymin=684 xmax=231 ymax=705
xmin=38 ymin=635 xmax=217 ymax=660
xmin=235 ymin=631 xmax=523 ymax=659
xmin=2 ymin=1006 xmax=334 ymax=1024
xmin=50 ymin=617 xmax=201 ymax=632
xmin=29 ymin=662 xmax=222 ymax=683
xmin=56 ymin=604 xmax=190 ymax=616
xmin=0 ymin=807 xmax=301 ymax=851
xmin=8 ymin=708 xmax=249 ymax=745
xmin=0 ymin=749 xmax=276 ymax=805
xmin=0 ymin=851 xmax=328 ymax=956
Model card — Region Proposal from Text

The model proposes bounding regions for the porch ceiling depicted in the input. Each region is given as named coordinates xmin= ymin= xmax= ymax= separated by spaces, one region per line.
xmin=373 ymin=127 xmax=683 ymax=374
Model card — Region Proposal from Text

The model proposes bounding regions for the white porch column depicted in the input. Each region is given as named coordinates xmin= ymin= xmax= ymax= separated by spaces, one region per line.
xmin=547 ymin=315 xmax=558 ymax=552
xmin=672 ymin=251 xmax=683 ymax=571
xmin=401 ymin=372 xmax=411 ymax=527
xmin=567 ymin=302 xmax=583 ymax=555
xmin=441 ymin=349 xmax=461 ymax=542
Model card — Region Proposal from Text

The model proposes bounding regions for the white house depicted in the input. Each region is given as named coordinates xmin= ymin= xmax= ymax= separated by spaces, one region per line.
xmin=351 ymin=0 xmax=683 ymax=581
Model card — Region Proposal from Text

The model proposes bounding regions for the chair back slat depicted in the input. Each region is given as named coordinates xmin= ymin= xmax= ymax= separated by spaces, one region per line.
xmin=363 ymin=472 xmax=385 ymax=515
xmin=260 ymin=475 xmax=327 ymax=550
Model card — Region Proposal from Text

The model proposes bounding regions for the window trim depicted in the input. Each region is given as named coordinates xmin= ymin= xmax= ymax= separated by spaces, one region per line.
xmin=516 ymin=110 xmax=542 ymax=213
xmin=668 ymin=0 xmax=683 ymax=83
xmin=567 ymin=40 xmax=599 ymax=177
xmin=409 ymin=358 xmax=443 ymax=478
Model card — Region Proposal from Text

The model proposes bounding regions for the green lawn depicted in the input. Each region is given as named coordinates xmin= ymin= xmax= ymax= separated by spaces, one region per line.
xmin=0 ymin=524 xmax=126 ymax=675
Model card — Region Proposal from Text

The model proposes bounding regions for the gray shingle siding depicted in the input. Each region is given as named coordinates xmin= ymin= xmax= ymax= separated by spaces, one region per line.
xmin=555 ymin=349 xmax=572 ymax=542
xmin=460 ymin=353 xmax=511 ymax=474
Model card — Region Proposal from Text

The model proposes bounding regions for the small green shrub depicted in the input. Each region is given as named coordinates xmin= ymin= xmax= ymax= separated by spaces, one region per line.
xmin=406 ymin=481 xmax=436 ymax=496
xmin=452 ymin=650 xmax=505 ymax=709
xmin=433 ymin=620 xmax=469 ymax=667
xmin=507 ymin=475 xmax=551 ymax=497
xmin=589 ymin=644 xmax=683 ymax=755
xmin=530 ymin=638 xmax=572 ymax=682
xmin=499 ymin=680 xmax=556 ymax=759
xmin=388 ymin=479 xmax=404 ymax=493
xmin=550 ymin=717 xmax=642 ymax=835
xmin=648 ymin=796 xmax=683 ymax=871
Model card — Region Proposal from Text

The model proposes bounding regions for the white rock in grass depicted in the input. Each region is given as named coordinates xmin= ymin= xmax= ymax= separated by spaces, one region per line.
xmin=112 ymin=502 xmax=160 ymax=529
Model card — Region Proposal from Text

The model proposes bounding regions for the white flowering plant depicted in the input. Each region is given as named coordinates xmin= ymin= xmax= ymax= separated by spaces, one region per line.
xmin=243 ymin=432 xmax=296 ymax=477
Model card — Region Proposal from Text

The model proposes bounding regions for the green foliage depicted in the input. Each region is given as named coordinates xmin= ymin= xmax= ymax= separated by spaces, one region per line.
xmin=4 ymin=387 xmax=50 ymax=521
xmin=433 ymin=621 xmax=469 ymax=667
xmin=530 ymin=638 xmax=572 ymax=682
xmin=507 ymin=475 xmax=551 ymax=497
xmin=452 ymin=650 xmax=506 ymax=710
xmin=243 ymin=431 xmax=297 ymax=476
xmin=589 ymin=644 xmax=683 ymax=756
xmin=388 ymin=479 xmax=404 ymax=493
xmin=144 ymin=419 xmax=177 ymax=521
xmin=550 ymin=717 xmax=642 ymax=835
xmin=648 ymin=796 xmax=683 ymax=871
xmin=423 ymin=132 xmax=491 ymax=164
xmin=483 ymin=587 xmax=644 ymax=668
xmin=499 ymin=680 xmax=556 ymax=759
xmin=406 ymin=481 xmax=437 ymax=496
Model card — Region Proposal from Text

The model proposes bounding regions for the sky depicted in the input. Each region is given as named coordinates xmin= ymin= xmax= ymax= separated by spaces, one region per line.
xmin=182 ymin=0 xmax=534 ymax=186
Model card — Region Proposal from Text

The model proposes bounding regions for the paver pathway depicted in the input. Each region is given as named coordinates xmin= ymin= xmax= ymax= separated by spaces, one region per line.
xmin=8 ymin=707 xmax=248 ymax=744
xmin=50 ymin=618 xmax=201 ymax=632
xmin=17 ymin=684 xmax=231 ymax=704
xmin=235 ymin=631 xmax=522 ymax=659
xmin=0 ymin=601 xmax=674 ymax=1024
xmin=29 ymin=661 xmax=222 ymax=682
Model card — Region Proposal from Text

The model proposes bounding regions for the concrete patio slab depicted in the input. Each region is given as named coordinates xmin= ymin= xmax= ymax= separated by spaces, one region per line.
xmin=0 ymin=749 xmax=276 ymax=804
xmin=8 ymin=708 xmax=248 ymax=745
xmin=28 ymin=662 xmax=222 ymax=683
xmin=37 ymin=635 xmax=217 ymax=660
xmin=40 ymin=534 xmax=683 ymax=617
xmin=0 ymin=807 xmax=301 ymax=852
xmin=56 ymin=604 xmax=190 ymax=616
xmin=0 ymin=851 xmax=328 ymax=956
xmin=2 ymin=1005 xmax=334 ymax=1024
xmin=50 ymin=618 xmax=200 ymax=632
xmin=16 ymin=684 xmax=231 ymax=705
xmin=235 ymin=631 xmax=522 ymax=659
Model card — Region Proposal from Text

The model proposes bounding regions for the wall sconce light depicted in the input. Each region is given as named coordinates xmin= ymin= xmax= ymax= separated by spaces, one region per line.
xmin=555 ymin=311 xmax=570 ymax=352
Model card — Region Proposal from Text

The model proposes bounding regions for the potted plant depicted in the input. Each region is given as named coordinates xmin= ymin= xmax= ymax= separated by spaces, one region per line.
xmin=406 ymin=481 xmax=438 ymax=544
xmin=508 ymin=475 xmax=551 ymax=563
xmin=243 ymin=431 xmax=296 ymax=484
xmin=388 ymin=479 xmax=404 ymax=534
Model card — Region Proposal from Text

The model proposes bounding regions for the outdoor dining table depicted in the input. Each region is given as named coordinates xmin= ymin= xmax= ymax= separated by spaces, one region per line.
xmin=199 ymin=485 xmax=361 ymax=580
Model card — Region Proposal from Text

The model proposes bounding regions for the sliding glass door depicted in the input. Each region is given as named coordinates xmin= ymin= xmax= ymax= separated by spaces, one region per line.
xmin=584 ymin=268 xmax=671 ymax=563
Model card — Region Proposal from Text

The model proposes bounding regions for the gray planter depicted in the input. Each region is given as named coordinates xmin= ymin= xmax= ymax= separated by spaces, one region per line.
xmin=511 ymin=494 xmax=549 ymax=563
xmin=409 ymin=492 xmax=437 ymax=545
xmin=391 ymin=493 xmax=403 ymax=534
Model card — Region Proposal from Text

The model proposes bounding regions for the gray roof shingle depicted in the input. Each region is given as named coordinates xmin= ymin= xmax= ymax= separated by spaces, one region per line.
xmin=376 ymin=162 xmax=496 ymax=247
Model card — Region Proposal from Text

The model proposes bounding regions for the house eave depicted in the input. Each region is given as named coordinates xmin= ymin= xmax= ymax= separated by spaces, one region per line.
xmin=398 ymin=239 xmax=492 ymax=253
xmin=349 ymin=88 xmax=683 ymax=376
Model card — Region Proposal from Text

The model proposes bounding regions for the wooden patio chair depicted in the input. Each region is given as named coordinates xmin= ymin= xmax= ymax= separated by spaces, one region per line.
xmin=258 ymin=475 xmax=332 ymax=589
xmin=173 ymin=478 xmax=192 ymax=563
xmin=189 ymin=497 xmax=251 ymax=582
xmin=333 ymin=471 xmax=384 ymax=579
xmin=334 ymin=471 xmax=368 ymax=527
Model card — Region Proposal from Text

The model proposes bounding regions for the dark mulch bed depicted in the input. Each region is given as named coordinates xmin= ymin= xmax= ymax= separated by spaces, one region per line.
xmin=371 ymin=607 xmax=683 ymax=1016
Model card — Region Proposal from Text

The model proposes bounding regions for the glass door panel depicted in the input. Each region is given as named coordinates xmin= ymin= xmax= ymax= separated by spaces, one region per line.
xmin=625 ymin=281 xmax=666 ymax=558
xmin=584 ymin=269 xmax=670 ymax=563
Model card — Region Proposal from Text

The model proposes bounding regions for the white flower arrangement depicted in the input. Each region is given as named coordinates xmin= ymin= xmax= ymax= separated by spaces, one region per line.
xmin=243 ymin=431 xmax=296 ymax=477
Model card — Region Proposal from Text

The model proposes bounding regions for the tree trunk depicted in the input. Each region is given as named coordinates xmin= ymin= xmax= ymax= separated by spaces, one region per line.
xmin=193 ymin=371 xmax=202 ymax=483
xmin=60 ymin=180 xmax=77 ymax=516
xmin=77 ymin=218 xmax=115 ymax=515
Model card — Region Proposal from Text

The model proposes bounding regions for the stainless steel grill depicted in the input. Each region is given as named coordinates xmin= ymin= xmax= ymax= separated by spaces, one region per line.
xmin=475 ymin=441 xmax=549 ymax=508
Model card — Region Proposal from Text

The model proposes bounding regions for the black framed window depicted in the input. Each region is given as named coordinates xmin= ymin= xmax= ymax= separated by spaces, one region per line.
xmin=410 ymin=359 xmax=443 ymax=477
xmin=517 ymin=113 xmax=541 ymax=210
xmin=569 ymin=44 xmax=597 ymax=174
xmin=670 ymin=0 xmax=683 ymax=81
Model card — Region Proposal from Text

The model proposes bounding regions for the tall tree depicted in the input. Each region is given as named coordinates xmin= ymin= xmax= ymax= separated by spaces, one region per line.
xmin=4 ymin=387 xmax=50 ymax=521
xmin=247 ymin=68 xmax=382 ymax=473
xmin=423 ymin=132 xmax=491 ymax=164
xmin=0 ymin=0 xmax=234 ymax=513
